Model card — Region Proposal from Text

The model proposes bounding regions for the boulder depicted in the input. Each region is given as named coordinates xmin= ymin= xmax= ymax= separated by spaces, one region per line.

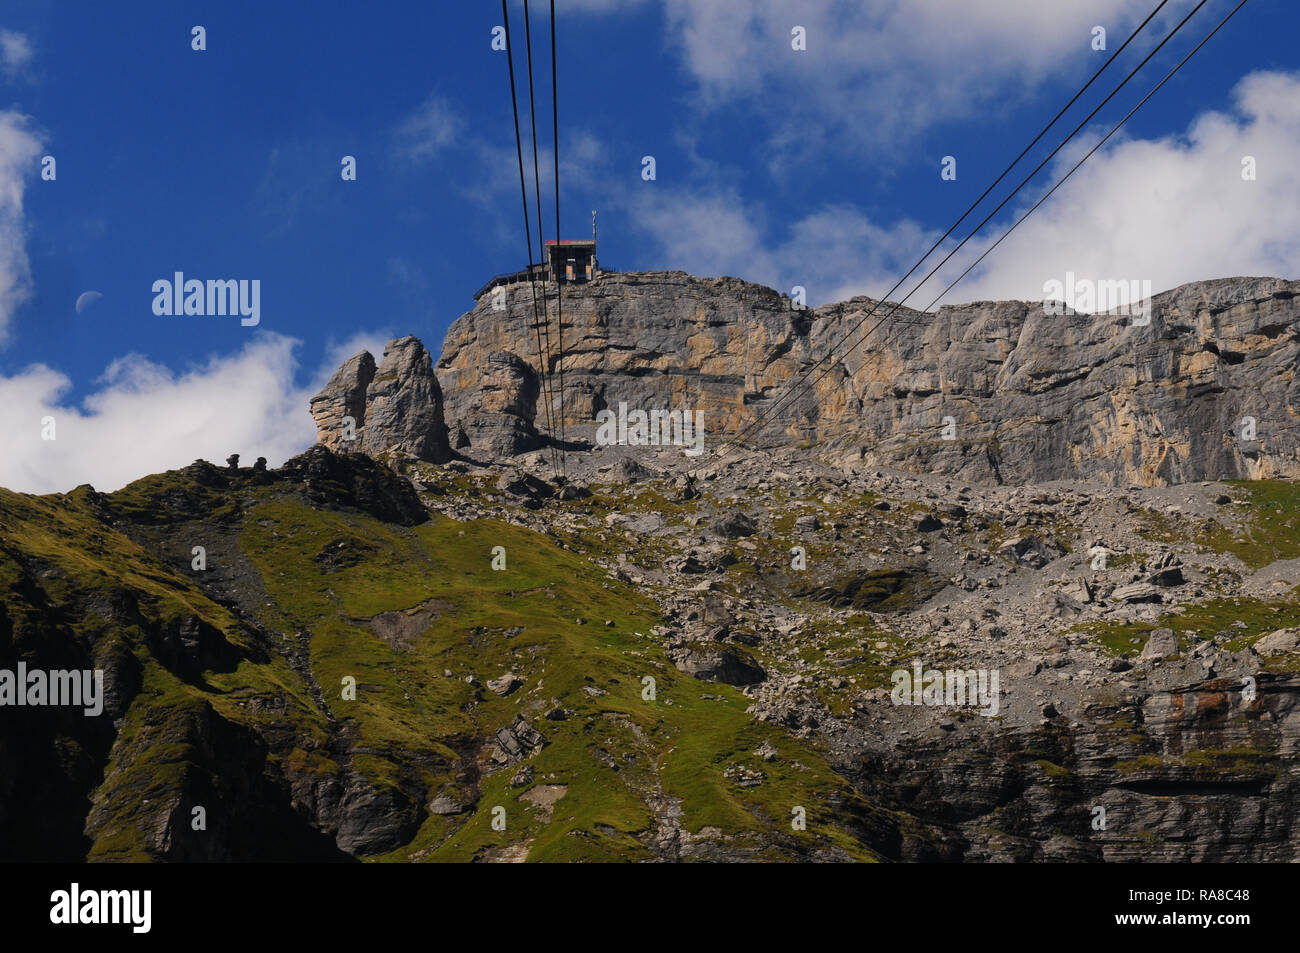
xmin=711 ymin=512 xmax=758 ymax=539
xmin=673 ymin=645 xmax=767 ymax=686
xmin=997 ymin=535 xmax=1066 ymax=569
xmin=490 ymin=716 xmax=547 ymax=765
xmin=1113 ymin=582 xmax=1162 ymax=604
xmin=429 ymin=795 xmax=465 ymax=815
xmin=1254 ymin=628 xmax=1300 ymax=655
xmin=487 ymin=673 xmax=522 ymax=696
xmin=1140 ymin=628 xmax=1180 ymax=660
xmin=1145 ymin=552 xmax=1185 ymax=587
xmin=495 ymin=472 xmax=554 ymax=509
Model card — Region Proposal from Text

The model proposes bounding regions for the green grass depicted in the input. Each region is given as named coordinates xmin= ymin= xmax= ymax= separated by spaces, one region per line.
xmin=240 ymin=498 xmax=885 ymax=861
xmin=1198 ymin=481 xmax=1300 ymax=569
xmin=1076 ymin=588 xmax=1300 ymax=655
xmin=1116 ymin=746 xmax=1277 ymax=777
xmin=1136 ymin=480 xmax=1300 ymax=569
xmin=0 ymin=485 xmax=310 ymax=859
xmin=1 ymin=466 xmax=890 ymax=862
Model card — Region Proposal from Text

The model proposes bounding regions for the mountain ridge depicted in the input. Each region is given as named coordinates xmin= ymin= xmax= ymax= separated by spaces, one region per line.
xmin=314 ymin=271 xmax=1300 ymax=486
xmin=5 ymin=271 xmax=1300 ymax=863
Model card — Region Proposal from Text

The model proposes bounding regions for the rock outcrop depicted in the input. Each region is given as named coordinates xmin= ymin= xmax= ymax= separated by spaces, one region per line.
xmin=445 ymin=350 xmax=543 ymax=457
xmin=310 ymin=336 xmax=451 ymax=463
xmin=309 ymin=350 xmax=375 ymax=452
xmin=316 ymin=271 xmax=1300 ymax=486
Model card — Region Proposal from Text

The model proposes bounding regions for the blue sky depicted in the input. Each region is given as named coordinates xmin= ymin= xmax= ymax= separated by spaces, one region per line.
xmin=0 ymin=0 xmax=1296 ymax=492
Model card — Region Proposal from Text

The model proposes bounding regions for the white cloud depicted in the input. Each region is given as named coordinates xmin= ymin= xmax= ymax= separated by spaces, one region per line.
xmin=0 ymin=29 xmax=33 ymax=77
xmin=616 ymin=69 xmax=1300 ymax=312
xmin=0 ymin=109 xmax=42 ymax=344
xmin=0 ymin=331 xmax=393 ymax=495
xmin=319 ymin=329 xmax=396 ymax=375
xmin=625 ymin=185 xmax=770 ymax=275
xmin=394 ymin=92 xmax=465 ymax=162
xmin=615 ymin=183 xmax=937 ymax=305
xmin=779 ymin=208 xmax=939 ymax=305
xmin=928 ymin=69 xmax=1300 ymax=306
xmin=658 ymin=0 xmax=1167 ymax=162
xmin=459 ymin=126 xmax=610 ymax=257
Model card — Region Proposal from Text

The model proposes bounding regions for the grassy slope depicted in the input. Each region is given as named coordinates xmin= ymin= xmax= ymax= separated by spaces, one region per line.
xmin=0 ymin=484 xmax=306 ymax=859
xmin=1137 ymin=480 xmax=1300 ymax=570
xmin=1 ymin=466 xmax=882 ymax=861
xmin=1083 ymin=480 xmax=1300 ymax=657
xmin=239 ymin=500 xmax=879 ymax=861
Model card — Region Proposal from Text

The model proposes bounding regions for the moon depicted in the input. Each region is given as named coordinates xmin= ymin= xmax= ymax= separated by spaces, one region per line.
xmin=75 ymin=291 xmax=103 ymax=314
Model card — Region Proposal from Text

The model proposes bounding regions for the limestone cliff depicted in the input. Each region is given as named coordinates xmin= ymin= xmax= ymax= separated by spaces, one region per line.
xmin=313 ymin=271 xmax=1300 ymax=486
xmin=311 ymin=335 xmax=451 ymax=463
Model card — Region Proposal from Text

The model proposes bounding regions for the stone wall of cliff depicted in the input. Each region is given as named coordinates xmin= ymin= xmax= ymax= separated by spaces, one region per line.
xmin=311 ymin=271 xmax=1300 ymax=486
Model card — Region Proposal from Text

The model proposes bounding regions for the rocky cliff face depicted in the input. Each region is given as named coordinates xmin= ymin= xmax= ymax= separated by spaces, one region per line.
xmin=846 ymin=671 xmax=1300 ymax=862
xmin=315 ymin=271 xmax=1300 ymax=486
xmin=310 ymin=336 xmax=451 ymax=463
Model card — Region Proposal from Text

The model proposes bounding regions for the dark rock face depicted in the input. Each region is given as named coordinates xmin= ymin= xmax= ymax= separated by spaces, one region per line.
xmin=278 ymin=445 xmax=429 ymax=526
xmin=330 ymin=774 xmax=427 ymax=855
xmin=0 ymin=603 xmax=116 ymax=861
xmin=850 ymin=674 xmax=1300 ymax=862
xmin=310 ymin=336 xmax=451 ymax=464
xmin=673 ymin=644 xmax=767 ymax=686
xmin=85 ymin=699 xmax=349 ymax=862
xmin=146 ymin=613 xmax=243 ymax=683
xmin=795 ymin=568 xmax=940 ymax=612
